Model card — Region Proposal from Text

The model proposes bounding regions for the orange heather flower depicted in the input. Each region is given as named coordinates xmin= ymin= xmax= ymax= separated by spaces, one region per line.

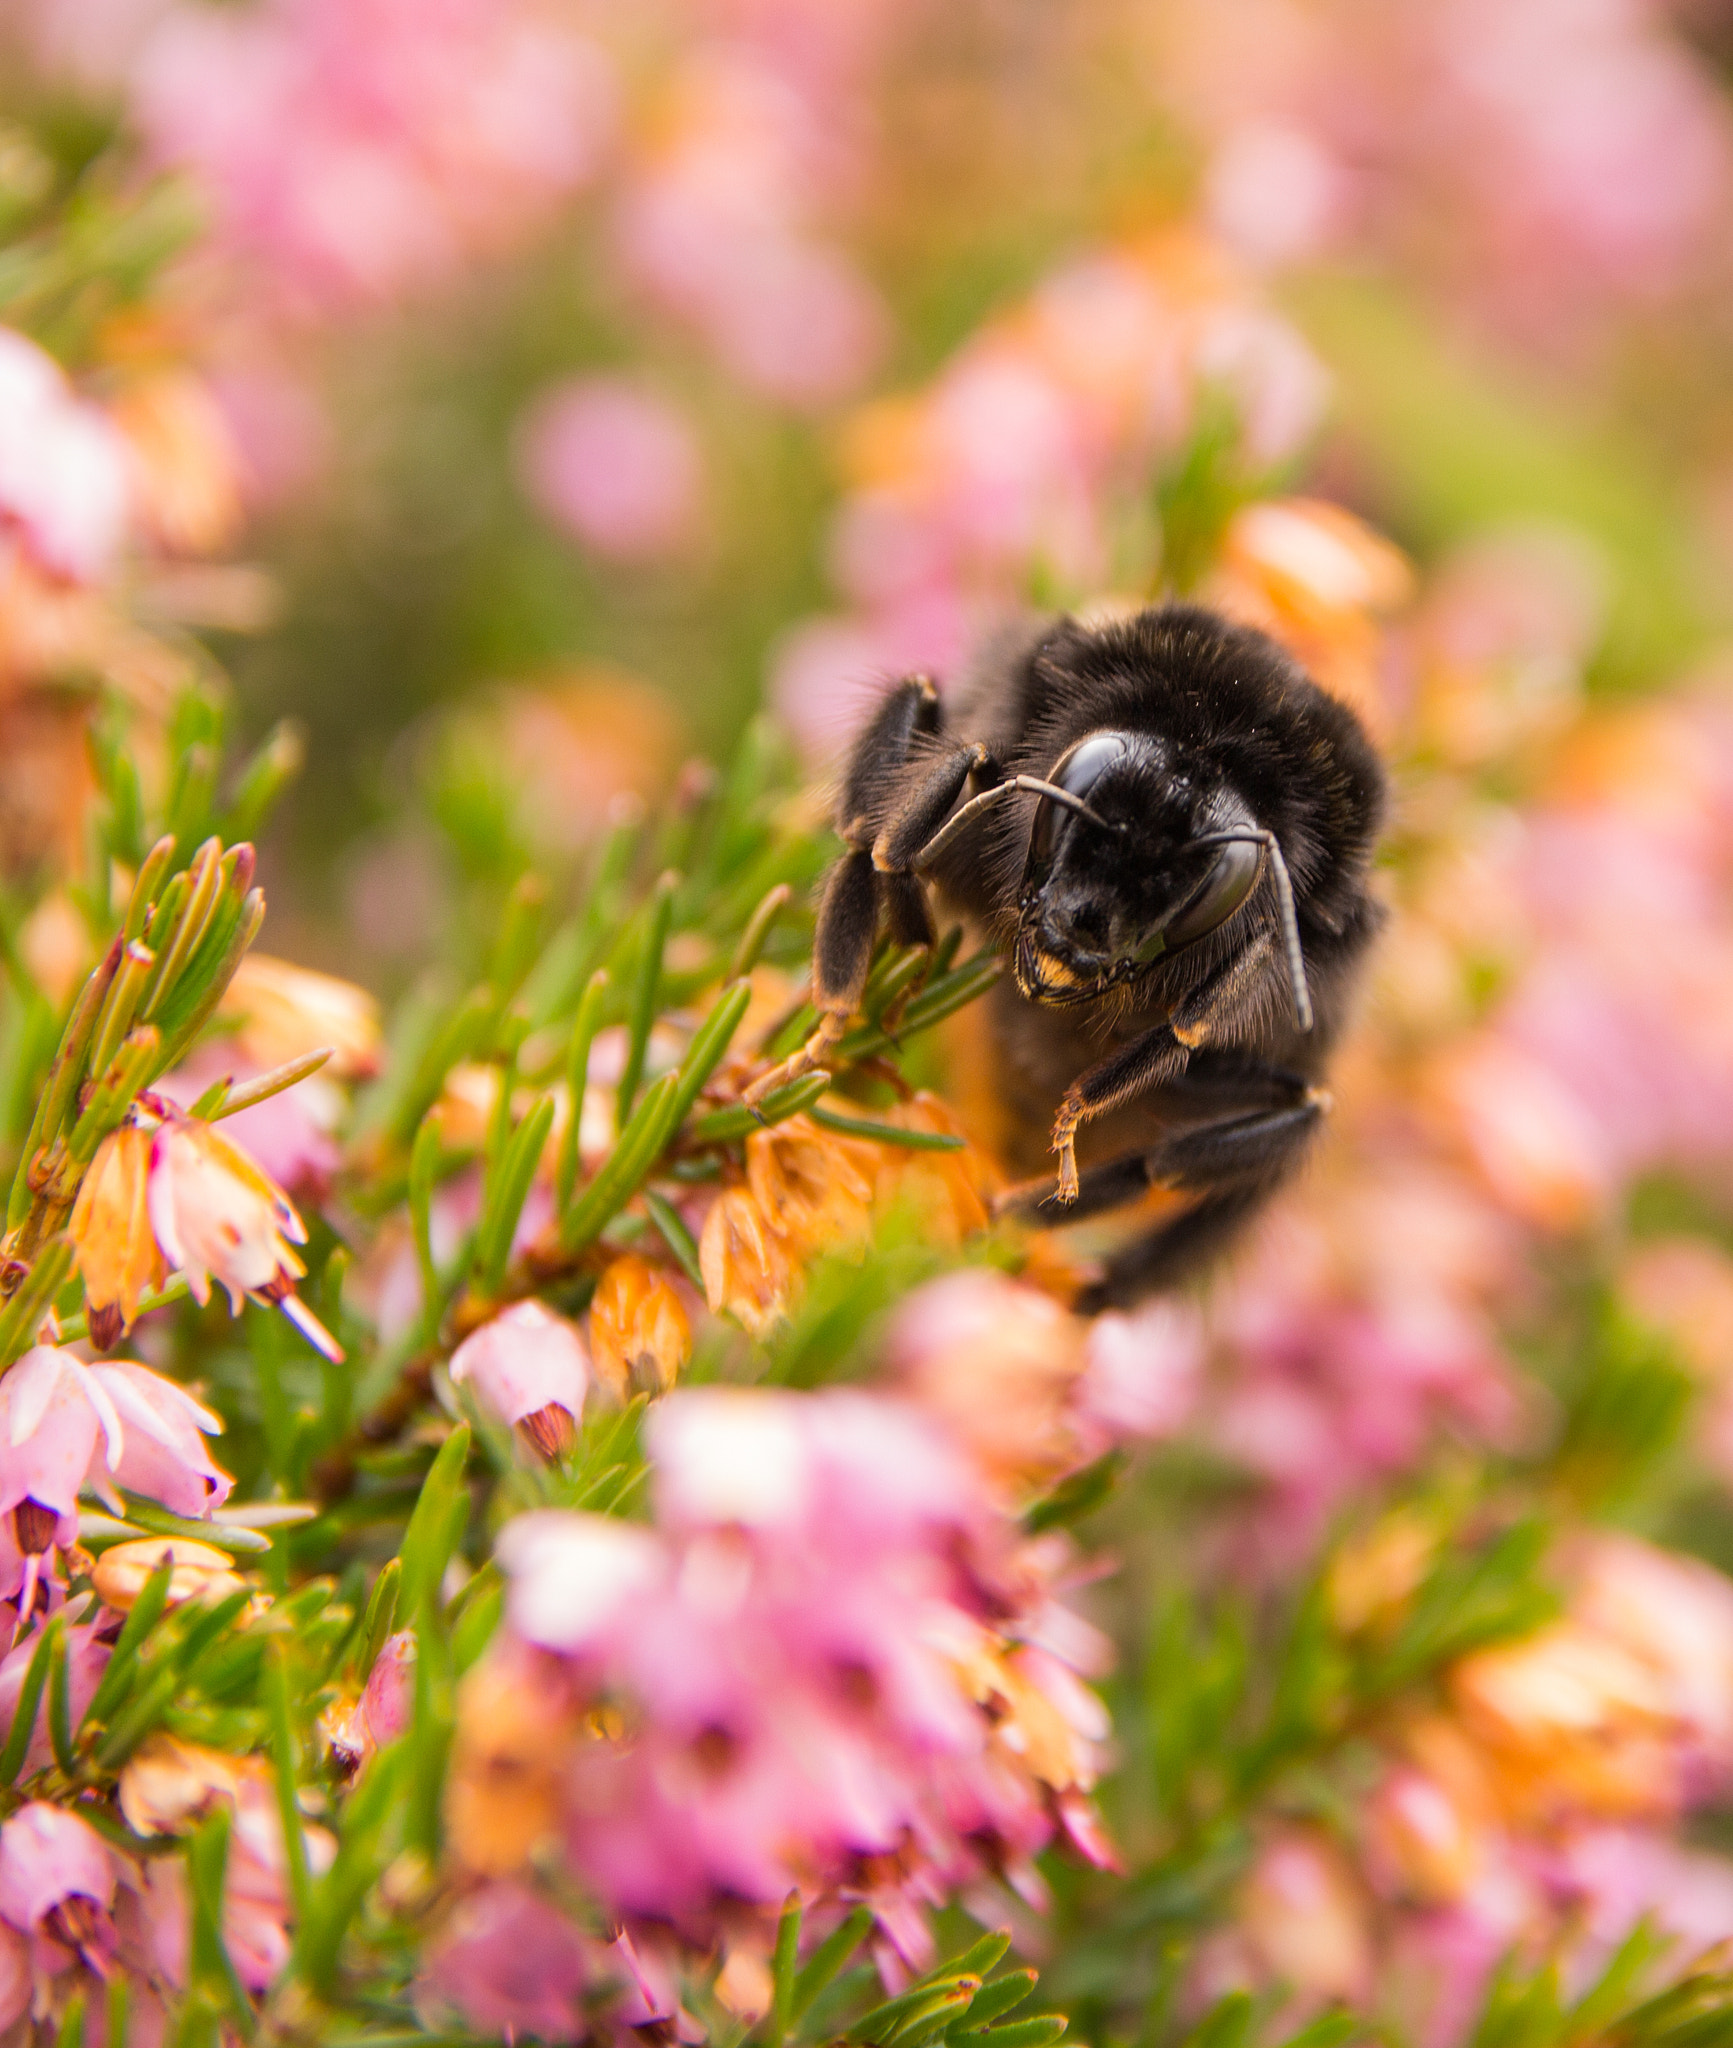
xmin=699 ymin=1188 xmax=792 ymax=1337
xmin=1208 ymin=497 xmax=1413 ymax=737
xmin=588 ymin=1255 xmax=691 ymax=1402
xmin=91 ymin=1537 xmax=247 ymax=1613
xmin=69 ymin=1125 xmax=165 ymax=1352
xmin=118 ymin=1732 xmax=247 ymax=1836
xmin=446 ymin=1650 xmax=580 ymax=1877
xmin=877 ymin=1093 xmax=998 ymax=1247
xmin=745 ymin=1114 xmax=874 ymax=1259
xmin=220 ymin=952 xmax=382 ymax=1080
xmin=109 ymin=372 xmax=243 ymax=558
xmin=1449 ymin=1620 xmax=1676 ymax=1824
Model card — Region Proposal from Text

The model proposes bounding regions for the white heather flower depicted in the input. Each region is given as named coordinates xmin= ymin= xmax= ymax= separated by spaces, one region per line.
xmin=146 ymin=1114 xmax=341 ymax=1359
xmin=450 ymin=1300 xmax=590 ymax=1460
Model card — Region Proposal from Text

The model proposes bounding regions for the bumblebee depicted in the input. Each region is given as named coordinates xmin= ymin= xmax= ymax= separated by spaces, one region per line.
xmin=751 ymin=604 xmax=1386 ymax=1307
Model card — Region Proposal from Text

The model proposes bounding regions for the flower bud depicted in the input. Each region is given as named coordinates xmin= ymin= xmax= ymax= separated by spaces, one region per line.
xmin=362 ymin=1629 xmax=416 ymax=1748
xmin=323 ymin=1630 xmax=416 ymax=1780
xmin=91 ymin=1537 xmax=246 ymax=1613
xmin=588 ymin=1256 xmax=690 ymax=1402
xmin=450 ymin=1299 xmax=589 ymax=1462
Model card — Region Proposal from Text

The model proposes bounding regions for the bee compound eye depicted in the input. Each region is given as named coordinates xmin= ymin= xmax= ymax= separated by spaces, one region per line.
xmin=1028 ymin=730 xmax=1134 ymax=869
xmin=1161 ymin=836 xmax=1263 ymax=949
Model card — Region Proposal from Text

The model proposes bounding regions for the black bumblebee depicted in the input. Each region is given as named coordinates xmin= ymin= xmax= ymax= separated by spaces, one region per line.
xmin=750 ymin=604 xmax=1386 ymax=1307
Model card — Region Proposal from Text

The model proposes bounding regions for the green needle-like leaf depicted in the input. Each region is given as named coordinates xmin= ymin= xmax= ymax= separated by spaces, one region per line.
xmin=397 ymin=1426 xmax=472 ymax=1622
xmin=618 ymin=871 xmax=678 ymax=1123
xmin=0 ymin=1619 xmax=57 ymax=1784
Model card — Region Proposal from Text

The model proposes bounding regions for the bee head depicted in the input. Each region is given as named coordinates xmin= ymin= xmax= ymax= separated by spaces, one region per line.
xmin=1013 ymin=729 xmax=1266 ymax=1006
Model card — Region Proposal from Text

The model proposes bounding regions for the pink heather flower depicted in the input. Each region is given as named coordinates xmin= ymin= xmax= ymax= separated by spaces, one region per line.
xmin=146 ymin=1112 xmax=341 ymax=1360
xmin=1206 ymin=121 xmax=1346 ymax=268
xmin=516 ymin=377 xmax=705 ymax=563
xmin=0 ymin=1921 xmax=25 ymax=2034
xmin=1191 ymin=304 xmax=1331 ymax=470
xmin=479 ymin=1388 xmax=1112 ymax=1966
xmin=88 ymin=1361 xmax=232 ymax=1520
xmin=0 ymin=1345 xmax=232 ymax=1617
xmin=1200 ymin=1203 xmax=1521 ymax=1571
xmin=0 ymin=327 xmax=130 ymax=584
xmin=884 ymin=1268 xmax=1151 ymax=1490
xmin=222 ymin=1767 xmax=335 ymax=1988
xmin=1537 ymin=1825 xmax=1733 ymax=1979
xmin=1159 ymin=0 xmax=1733 ymax=346
xmin=774 ymin=238 xmax=1329 ymax=760
xmin=613 ymin=48 xmax=886 ymax=408
xmin=0 ymin=1803 xmax=116 ymax=1970
xmin=494 ymin=1512 xmax=662 ymax=1655
xmin=120 ymin=1753 xmax=334 ymax=1993
xmin=131 ymin=0 xmax=617 ymax=317
xmin=419 ymin=1881 xmax=595 ymax=2042
xmin=449 ymin=1299 xmax=589 ymax=1460
xmin=361 ymin=1628 xmax=416 ymax=1748
xmin=1078 ymin=1298 xmax=1205 ymax=1443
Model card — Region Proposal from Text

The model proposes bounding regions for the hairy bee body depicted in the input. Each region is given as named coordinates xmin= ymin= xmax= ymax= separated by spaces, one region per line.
xmin=757 ymin=603 xmax=1386 ymax=1306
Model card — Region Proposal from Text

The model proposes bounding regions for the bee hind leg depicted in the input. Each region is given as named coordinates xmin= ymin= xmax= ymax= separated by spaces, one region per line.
xmin=1079 ymin=1188 xmax=1276 ymax=1309
xmin=1084 ymin=1090 xmax=1328 ymax=1302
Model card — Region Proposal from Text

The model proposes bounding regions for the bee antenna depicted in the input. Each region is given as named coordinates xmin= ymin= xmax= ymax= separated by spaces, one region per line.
xmin=912 ymin=775 xmax=1122 ymax=871
xmin=1191 ymin=828 xmax=1314 ymax=1033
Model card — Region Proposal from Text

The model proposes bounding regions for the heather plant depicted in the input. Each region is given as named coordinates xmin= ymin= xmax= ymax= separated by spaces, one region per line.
xmin=1 ymin=6 xmax=1733 ymax=2048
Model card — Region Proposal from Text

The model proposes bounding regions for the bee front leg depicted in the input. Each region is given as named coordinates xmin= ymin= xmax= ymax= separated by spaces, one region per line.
xmin=744 ymin=848 xmax=881 ymax=1106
